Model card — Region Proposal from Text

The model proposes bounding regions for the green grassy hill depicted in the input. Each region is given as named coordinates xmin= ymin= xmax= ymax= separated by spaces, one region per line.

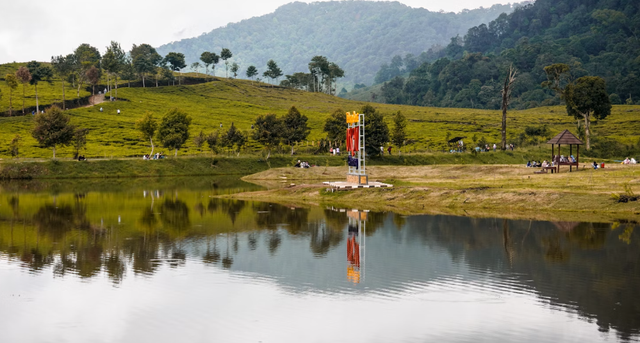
xmin=1 ymin=74 xmax=640 ymax=159
xmin=0 ymin=62 xmax=92 ymax=115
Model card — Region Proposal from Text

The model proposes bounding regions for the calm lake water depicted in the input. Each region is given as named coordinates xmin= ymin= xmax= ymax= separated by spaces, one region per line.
xmin=0 ymin=178 xmax=639 ymax=343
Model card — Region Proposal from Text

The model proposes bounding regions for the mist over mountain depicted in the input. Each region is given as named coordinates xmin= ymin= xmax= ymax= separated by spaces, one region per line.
xmin=156 ymin=1 xmax=519 ymax=86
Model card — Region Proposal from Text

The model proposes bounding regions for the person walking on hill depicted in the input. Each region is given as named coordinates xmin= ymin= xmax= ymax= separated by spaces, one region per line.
xmin=388 ymin=146 xmax=392 ymax=155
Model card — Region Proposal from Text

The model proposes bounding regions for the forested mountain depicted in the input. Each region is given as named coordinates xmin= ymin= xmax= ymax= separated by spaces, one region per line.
xmin=156 ymin=1 xmax=518 ymax=86
xmin=366 ymin=0 xmax=640 ymax=109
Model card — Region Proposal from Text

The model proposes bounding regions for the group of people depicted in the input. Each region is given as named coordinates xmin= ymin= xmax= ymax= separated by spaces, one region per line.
xmin=622 ymin=157 xmax=638 ymax=164
xmin=527 ymin=161 xmax=545 ymax=168
xmin=379 ymin=146 xmax=392 ymax=155
xmin=330 ymin=147 xmax=340 ymax=155
xmin=143 ymin=153 xmax=165 ymax=160
xmin=294 ymin=160 xmax=311 ymax=168
xmin=77 ymin=155 xmax=86 ymax=161
xmin=552 ymin=155 xmax=577 ymax=163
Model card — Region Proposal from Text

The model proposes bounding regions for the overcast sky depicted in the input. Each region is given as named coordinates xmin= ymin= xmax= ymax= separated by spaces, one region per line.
xmin=0 ymin=0 xmax=513 ymax=64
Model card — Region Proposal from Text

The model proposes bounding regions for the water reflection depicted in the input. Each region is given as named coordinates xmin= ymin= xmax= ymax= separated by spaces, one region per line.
xmin=0 ymin=189 xmax=639 ymax=341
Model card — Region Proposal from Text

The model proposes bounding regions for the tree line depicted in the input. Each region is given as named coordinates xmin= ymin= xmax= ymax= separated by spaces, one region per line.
xmin=371 ymin=0 xmax=639 ymax=110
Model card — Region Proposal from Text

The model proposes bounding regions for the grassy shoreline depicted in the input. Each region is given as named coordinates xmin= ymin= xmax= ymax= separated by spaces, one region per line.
xmin=0 ymin=151 xmax=552 ymax=179
xmin=227 ymin=164 xmax=640 ymax=223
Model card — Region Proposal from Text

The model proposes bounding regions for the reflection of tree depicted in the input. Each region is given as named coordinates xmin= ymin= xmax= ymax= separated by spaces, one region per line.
xmin=268 ymin=232 xmax=282 ymax=255
xmin=160 ymin=198 xmax=190 ymax=232
xmin=220 ymin=199 xmax=246 ymax=225
xmin=565 ymin=222 xmax=608 ymax=250
xmin=309 ymin=221 xmax=343 ymax=257
xmin=194 ymin=202 xmax=205 ymax=217
xmin=203 ymin=237 xmax=221 ymax=265
xmin=207 ymin=199 xmax=219 ymax=214
xmin=393 ymin=213 xmax=406 ymax=230
xmin=222 ymin=234 xmax=233 ymax=269
xmin=323 ymin=209 xmax=348 ymax=230
xmin=33 ymin=204 xmax=75 ymax=241
xmin=364 ymin=211 xmax=386 ymax=236
xmin=248 ymin=232 xmax=258 ymax=250
xmin=105 ymin=253 xmax=126 ymax=284
xmin=253 ymin=202 xmax=309 ymax=235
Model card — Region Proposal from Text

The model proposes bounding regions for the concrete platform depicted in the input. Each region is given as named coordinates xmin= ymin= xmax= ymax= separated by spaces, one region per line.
xmin=323 ymin=181 xmax=393 ymax=189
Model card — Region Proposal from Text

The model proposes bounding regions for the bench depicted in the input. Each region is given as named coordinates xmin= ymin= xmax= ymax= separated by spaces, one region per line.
xmin=534 ymin=166 xmax=557 ymax=174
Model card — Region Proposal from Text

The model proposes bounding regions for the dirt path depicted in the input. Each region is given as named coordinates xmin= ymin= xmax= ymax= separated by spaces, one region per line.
xmin=83 ymin=93 xmax=105 ymax=108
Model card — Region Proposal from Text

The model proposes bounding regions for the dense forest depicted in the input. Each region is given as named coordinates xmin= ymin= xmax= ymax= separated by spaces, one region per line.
xmin=364 ymin=0 xmax=640 ymax=110
xmin=156 ymin=1 xmax=519 ymax=87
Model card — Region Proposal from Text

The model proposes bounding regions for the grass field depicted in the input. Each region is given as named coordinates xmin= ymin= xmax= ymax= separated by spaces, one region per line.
xmin=2 ymin=68 xmax=640 ymax=159
xmin=231 ymin=164 xmax=640 ymax=222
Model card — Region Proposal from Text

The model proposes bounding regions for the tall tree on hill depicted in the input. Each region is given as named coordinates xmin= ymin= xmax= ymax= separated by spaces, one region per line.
xmin=282 ymin=106 xmax=310 ymax=155
xmin=191 ymin=62 xmax=201 ymax=74
xmin=121 ymin=56 xmax=136 ymax=88
xmin=156 ymin=108 xmax=192 ymax=157
xmin=4 ymin=74 xmax=18 ymax=116
xmin=308 ymin=56 xmax=328 ymax=93
xmin=130 ymin=44 xmax=162 ymax=88
xmin=26 ymin=61 xmax=53 ymax=113
xmin=135 ymin=112 xmax=158 ymax=157
xmin=164 ymin=52 xmax=187 ymax=85
xmin=73 ymin=44 xmax=101 ymax=103
xmin=391 ymin=111 xmax=407 ymax=154
xmin=102 ymin=41 xmax=126 ymax=100
xmin=326 ymin=62 xmax=345 ymax=95
xmin=51 ymin=54 xmax=74 ymax=109
xmin=200 ymin=52 xmax=215 ymax=79
xmin=85 ymin=66 xmax=101 ymax=103
xmin=220 ymin=48 xmax=232 ymax=78
xmin=565 ymin=76 xmax=611 ymax=150
xmin=31 ymin=106 xmax=76 ymax=158
xmin=264 ymin=60 xmax=282 ymax=86
xmin=361 ymin=105 xmax=389 ymax=157
xmin=15 ymin=67 xmax=31 ymax=114
xmin=230 ymin=62 xmax=239 ymax=78
xmin=252 ymin=113 xmax=283 ymax=159
xmin=209 ymin=52 xmax=220 ymax=77
xmin=246 ymin=66 xmax=258 ymax=82
xmin=500 ymin=65 xmax=517 ymax=151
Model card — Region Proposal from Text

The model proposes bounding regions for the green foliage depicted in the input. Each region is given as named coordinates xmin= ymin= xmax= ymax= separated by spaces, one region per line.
xmin=263 ymin=60 xmax=283 ymax=84
xmin=363 ymin=0 xmax=640 ymax=111
xmin=73 ymin=128 xmax=89 ymax=157
xmin=323 ymin=108 xmax=347 ymax=142
xmin=221 ymin=123 xmax=247 ymax=153
xmin=206 ymin=131 xmax=220 ymax=154
xmin=282 ymin=106 xmax=310 ymax=144
xmin=565 ymin=76 xmax=612 ymax=121
xmin=391 ymin=111 xmax=407 ymax=151
xmin=31 ymin=106 xmax=76 ymax=158
xmin=156 ymin=108 xmax=192 ymax=155
xmin=135 ymin=112 xmax=157 ymax=142
xmin=230 ymin=62 xmax=240 ymax=78
xmin=220 ymin=48 xmax=233 ymax=78
xmin=361 ymin=104 xmax=389 ymax=156
xmin=9 ymin=134 xmax=21 ymax=157
xmin=164 ymin=52 xmax=187 ymax=72
xmin=26 ymin=61 xmax=53 ymax=87
xmin=252 ymin=113 xmax=283 ymax=150
xmin=131 ymin=44 xmax=162 ymax=86
xmin=246 ymin=66 xmax=258 ymax=79
xmin=193 ymin=130 xmax=206 ymax=151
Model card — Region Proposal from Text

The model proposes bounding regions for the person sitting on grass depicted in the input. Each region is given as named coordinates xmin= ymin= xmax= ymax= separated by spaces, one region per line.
xmin=295 ymin=160 xmax=301 ymax=168
xmin=526 ymin=161 xmax=531 ymax=168
xmin=593 ymin=161 xmax=598 ymax=169
xmin=631 ymin=158 xmax=637 ymax=164
xmin=541 ymin=160 xmax=549 ymax=168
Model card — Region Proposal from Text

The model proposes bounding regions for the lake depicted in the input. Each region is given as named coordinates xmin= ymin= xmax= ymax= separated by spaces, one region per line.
xmin=0 ymin=178 xmax=638 ymax=343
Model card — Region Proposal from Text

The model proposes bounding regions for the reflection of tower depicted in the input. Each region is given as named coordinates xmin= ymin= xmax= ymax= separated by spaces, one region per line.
xmin=347 ymin=210 xmax=367 ymax=283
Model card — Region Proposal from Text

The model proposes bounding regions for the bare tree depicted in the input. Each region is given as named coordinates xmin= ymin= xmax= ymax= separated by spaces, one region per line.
xmin=501 ymin=65 xmax=517 ymax=151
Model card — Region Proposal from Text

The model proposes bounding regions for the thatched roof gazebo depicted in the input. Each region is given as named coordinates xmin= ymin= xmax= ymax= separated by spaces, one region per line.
xmin=547 ymin=130 xmax=583 ymax=172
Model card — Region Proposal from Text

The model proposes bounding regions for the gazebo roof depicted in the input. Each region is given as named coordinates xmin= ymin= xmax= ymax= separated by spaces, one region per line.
xmin=547 ymin=130 xmax=583 ymax=145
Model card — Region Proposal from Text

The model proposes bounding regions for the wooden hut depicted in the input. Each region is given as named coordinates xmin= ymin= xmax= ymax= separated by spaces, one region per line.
xmin=547 ymin=130 xmax=583 ymax=172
